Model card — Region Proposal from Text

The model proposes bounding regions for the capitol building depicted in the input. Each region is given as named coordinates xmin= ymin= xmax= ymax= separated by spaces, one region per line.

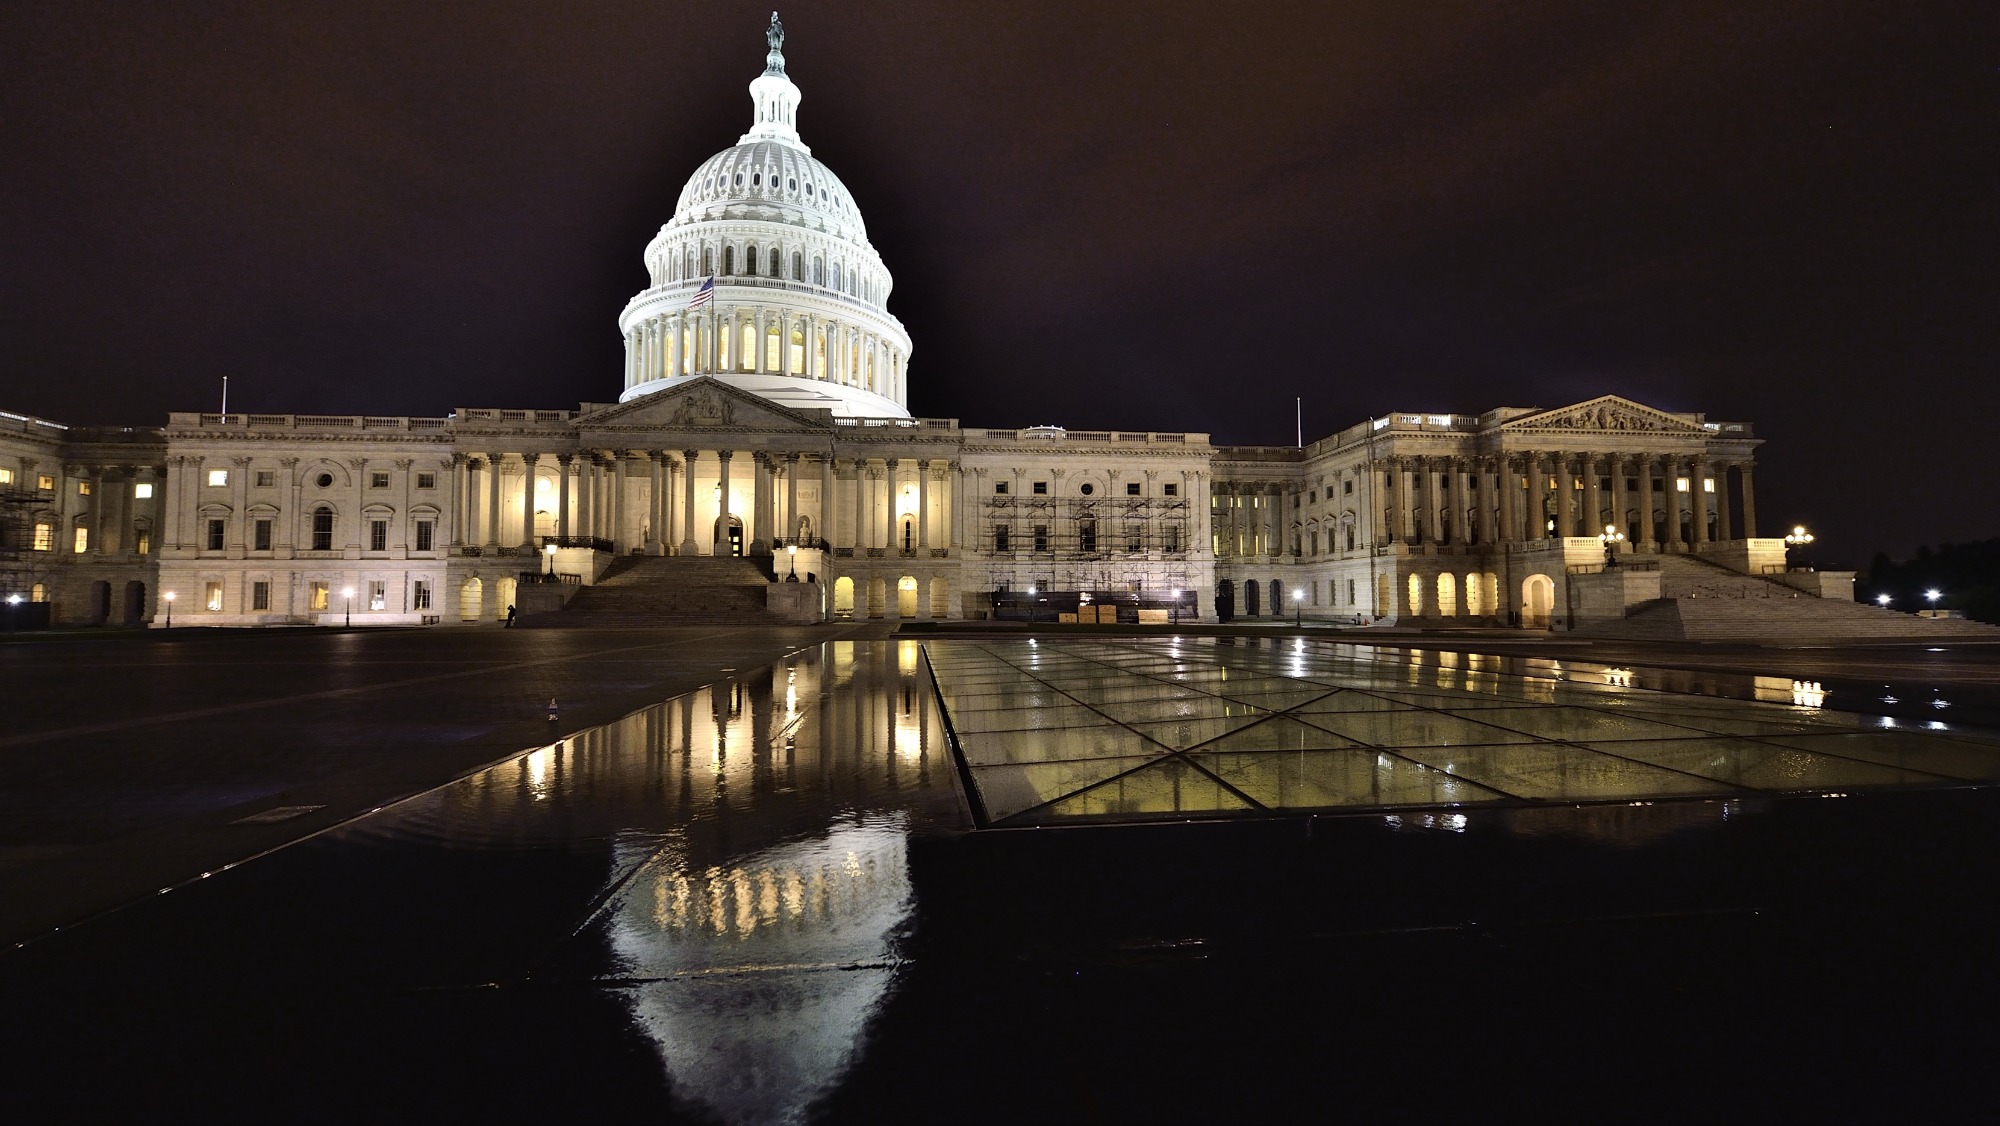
xmin=1 ymin=17 xmax=1796 ymax=634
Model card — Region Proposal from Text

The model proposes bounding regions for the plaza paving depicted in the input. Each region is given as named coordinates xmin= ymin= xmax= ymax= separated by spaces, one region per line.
xmin=4 ymin=624 xmax=2000 ymax=1123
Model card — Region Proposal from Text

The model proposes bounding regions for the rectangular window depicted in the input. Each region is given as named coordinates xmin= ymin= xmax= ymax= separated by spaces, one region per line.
xmin=253 ymin=519 xmax=272 ymax=551
xmin=370 ymin=471 xmax=390 ymax=489
xmin=1676 ymin=477 xmax=1690 ymax=493
xmin=77 ymin=480 xmax=91 ymax=496
xmin=72 ymin=526 xmax=88 ymax=553
xmin=309 ymin=582 xmax=330 ymax=612
xmin=255 ymin=470 xmax=276 ymax=487
xmin=1033 ymin=525 xmax=1049 ymax=552
xmin=416 ymin=472 xmax=436 ymax=490
xmin=369 ymin=520 xmax=388 ymax=552
xmin=415 ymin=520 xmax=434 ymax=552
xmin=251 ymin=581 xmax=271 ymax=611
xmin=204 ymin=581 xmax=223 ymax=612
xmin=1032 ymin=481 xmax=1048 ymax=495
xmin=133 ymin=482 xmax=153 ymax=499
xmin=994 ymin=481 xmax=1008 ymax=495
xmin=992 ymin=525 xmax=1009 ymax=552
xmin=135 ymin=531 xmax=150 ymax=555
xmin=311 ymin=509 xmax=333 ymax=551
xmin=413 ymin=580 xmax=432 ymax=611
xmin=368 ymin=580 xmax=386 ymax=611
xmin=206 ymin=519 xmax=225 ymax=551
xmin=1165 ymin=525 xmax=1181 ymax=553
xmin=1163 ymin=483 xmax=1178 ymax=497
xmin=37 ymin=474 xmax=54 ymax=491
xmin=206 ymin=469 xmax=228 ymax=487
xmin=33 ymin=522 xmax=53 ymax=552
xmin=1078 ymin=519 xmax=1097 ymax=554
xmin=1703 ymin=478 xmax=1715 ymax=493
xmin=1126 ymin=482 xmax=1141 ymax=496
xmin=1307 ymin=489 xmax=1316 ymax=504
xmin=0 ymin=468 xmax=12 ymax=485
xmin=1127 ymin=526 xmax=1143 ymax=553
xmin=1347 ymin=579 xmax=1357 ymax=605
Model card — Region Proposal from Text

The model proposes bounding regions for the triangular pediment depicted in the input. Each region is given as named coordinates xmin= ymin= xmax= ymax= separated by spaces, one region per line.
xmin=1500 ymin=395 xmax=1708 ymax=434
xmin=577 ymin=378 xmax=835 ymax=435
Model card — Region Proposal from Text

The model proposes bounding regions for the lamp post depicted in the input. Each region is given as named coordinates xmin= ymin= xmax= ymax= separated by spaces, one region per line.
xmin=163 ymin=591 xmax=175 ymax=628
xmin=1876 ymin=593 xmax=1893 ymax=608
xmin=1784 ymin=524 xmax=1814 ymax=569
xmin=1926 ymin=589 xmax=1942 ymax=611
xmin=1598 ymin=523 xmax=1626 ymax=567
xmin=5 ymin=592 xmax=19 ymax=634
xmin=343 ymin=586 xmax=354 ymax=628
xmin=1293 ymin=587 xmax=1305 ymax=628
xmin=1170 ymin=588 xmax=1180 ymax=627
xmin=786 ymin=543 xmax=798 ymax=581
xmin=544 ymin=542 xmax=556 ymax=577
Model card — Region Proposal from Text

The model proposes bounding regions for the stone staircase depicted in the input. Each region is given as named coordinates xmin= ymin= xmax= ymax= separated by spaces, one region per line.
xmin=518 ymin=554 xmax=780 ymax=627
xmin=1578 ymin=553 xmax=2000 ymax=642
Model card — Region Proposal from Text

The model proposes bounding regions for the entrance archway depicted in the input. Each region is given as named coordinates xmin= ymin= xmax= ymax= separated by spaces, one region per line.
xmin=90 ymin=580 xmax=111 ymax=625
xmin=900 ymin=517 xmax=915 ymax=552
xmin=495 ymin=576 xmax=518 ymax=620
xmin=123 ymin=581 xmax=147 ymax=626
xmin=460 ymin=577 xmax=483 ymax=621
xmin=713 ymin=514 xmax=744 ymax=557
xmin=1244 ymin=579 xmax=1260 ymax=617
xmin=1521 ymin=574 xmax=1555 ymax=629
xmin=1215 ymin=579 xmax=1235 ymax=623
xmin=832 ymin=576 xmax=855 ymax=617
xmin=897 ymin=575 xmax=917 ymax=617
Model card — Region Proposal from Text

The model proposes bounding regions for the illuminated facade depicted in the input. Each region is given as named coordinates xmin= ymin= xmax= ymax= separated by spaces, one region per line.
xmin=0 ymin=16 xmax=1788 ymax=630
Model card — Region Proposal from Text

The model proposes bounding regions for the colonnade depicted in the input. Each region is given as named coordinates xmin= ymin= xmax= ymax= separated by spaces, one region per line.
xmin=1212 ymin=481 xmax=1287 ymax=559
xmin=624 ymin=305 xmax=904 ymax=400
xmin=1373 ymin=452 xmax=1757 ymax=550
xmin=448 ymin=449 xmax=956 ymax=558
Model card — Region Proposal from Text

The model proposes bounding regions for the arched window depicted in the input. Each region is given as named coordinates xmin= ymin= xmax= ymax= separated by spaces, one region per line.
xmin=745 ymin=246 xmax=757 ymax=275
xmin=831 ymin=262 xmax=842 ymax=290
xmin=739 ymin=322 xmax=756 ymax=371
xmin=1437 ymin=573 xmax=1457 ymax=617
xmin=768 ymin=247 xmax=780 ymax=277
xmin=789 ymin=327 xmax=805 ymax=374
xmin=813 ymin=257 xmax=823 ymax=285
xmin=792 ymin=251 xmax=803 ymax=281
xmin=702 ymin=247 xmax=713 ymax=276
xmin=722 ymin=246 xmax=734 ymax=276
xmin=765 ymin=322 xmax=781 ymax=371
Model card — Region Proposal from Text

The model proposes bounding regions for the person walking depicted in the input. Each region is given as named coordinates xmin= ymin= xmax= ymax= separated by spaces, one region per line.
xmin=505 ymin=604 xmax=517 ymax=628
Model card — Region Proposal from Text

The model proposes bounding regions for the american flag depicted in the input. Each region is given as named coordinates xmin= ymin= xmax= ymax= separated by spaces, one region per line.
xmin=687 ymin=276 xmax=715 ymax=309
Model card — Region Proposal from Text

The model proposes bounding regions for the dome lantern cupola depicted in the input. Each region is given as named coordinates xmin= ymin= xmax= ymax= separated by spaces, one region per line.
xmin=744 ymin=12 xmax=805 ymax=149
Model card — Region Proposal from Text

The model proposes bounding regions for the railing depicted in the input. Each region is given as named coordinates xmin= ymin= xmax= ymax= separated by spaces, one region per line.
xmin=539 ymin=536 xmax=613 ymax=552
xmin=457 ymin=545 xmax=484 ymax=557
xmin=518 ymin=571 xmax=582 ymax=585
xmin=625 ymin=276 xmax=908 ymax=325
xmin=183 ymin=413 xmax=457 ymax=432
xmin=1566 ymin=561 xmax=1661 ymax=575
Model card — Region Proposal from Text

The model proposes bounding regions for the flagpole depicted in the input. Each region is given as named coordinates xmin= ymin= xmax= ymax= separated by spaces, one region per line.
xmin=1295 ymin=396 xmax=1302 ymax=448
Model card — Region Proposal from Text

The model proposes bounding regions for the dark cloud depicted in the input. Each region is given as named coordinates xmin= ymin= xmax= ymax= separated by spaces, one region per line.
xmin=1 ymin=0 xmax=1994 ymax=562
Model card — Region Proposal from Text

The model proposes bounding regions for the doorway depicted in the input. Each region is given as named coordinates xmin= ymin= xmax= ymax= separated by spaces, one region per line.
xmin=714 ymin=515 xmax=744 ymax=557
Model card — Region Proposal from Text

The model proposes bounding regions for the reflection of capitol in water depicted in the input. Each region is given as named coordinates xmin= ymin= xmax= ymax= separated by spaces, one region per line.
xmin=367 ymin=640 xmax=956 ymax=1126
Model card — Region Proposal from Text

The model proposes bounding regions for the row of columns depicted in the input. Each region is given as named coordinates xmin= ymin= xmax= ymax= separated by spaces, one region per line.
xmin=1214 ymin=481 xmax=1285 ymax=558
xmin=1375 ymin=453 xmax=1756 ymax=549
xmin=624 ymin=306 xmax=903 ymax=399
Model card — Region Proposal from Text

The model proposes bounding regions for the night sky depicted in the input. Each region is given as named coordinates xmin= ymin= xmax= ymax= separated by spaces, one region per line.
xmin=4 ymin=1 xmax=1994 ymax=563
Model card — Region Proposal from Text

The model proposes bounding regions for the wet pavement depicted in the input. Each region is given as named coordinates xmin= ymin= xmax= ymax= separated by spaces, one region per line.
xmin=6 ymin=631 xmax=2000 ymax=1123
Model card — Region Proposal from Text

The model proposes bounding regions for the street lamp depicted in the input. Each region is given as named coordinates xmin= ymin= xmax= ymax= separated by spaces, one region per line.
xmin=1876 ymin=593 xmax=1892 ymax=607
xmin=163 ymin=590 xmax=175 ymax=628
xmin=1784 ymin=524 xmax=1815 ymax=548
xmin=5 ymin=592 xmax=19 ymax=634
xmin=786 ymin=543 xmax=798 ymax=581
xmin=1598 ymin=523 xmax=1626 ymax=567
xmin=1926 ymin=589 xmax=1942 ymax=608
xmin=343 ymin=586 xmax=354 ymax=628
xmin=544 ymin=542 xmax=556 ymax=577
xmin=1293 ymin=587 xmax=1305 ymax=627
xmin=1170 ymin=587 xmax=1181 ymax=626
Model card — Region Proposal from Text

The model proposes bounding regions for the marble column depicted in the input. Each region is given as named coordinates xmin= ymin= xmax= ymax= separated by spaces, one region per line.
xmin=1583 ymin=455 xmax=1602 ymax=539
xmin=714 ymin=449 xmax=735 ymax=554
xmin=519 ymin=454 xmax=542 ymax=549
xmin=578 ymin=457 xmax=596 ymax=544
xmin=482 ymin=456 xmax=501 ymax=548
xmin=786 ymin=454 xmax=802 ymax=545
xmin=662 ymin=453 xmax=678 ymax=555
xmin=1635 ymin=458 xmax=1655 ymax=550
xmin=645 ymin=453 xmax=663 ymax=554
xmin=751 ymin=452 xmax=774 ymax=555
xmin=681 ymin=450 xmax=700 ymax=555
xmin=1691 ymin=456 xmax=1711 ymax=546
xmin=1739 ymin=464 xmax=1758 ymax=538
xmin=917 ymin=461 xmax=931 ymax=550
xmin=819 ymin=455 xmax=833 ymax=544
xmin=1497 ymin=456 xmax=1516 ymax=545
xmin=1555 ymin=457 xmax=1576 ymax=538
xmin=556 ymin=455 xmax=573 ymax=539
xmin=1715 ymin=462 xmax=1735 ymax=541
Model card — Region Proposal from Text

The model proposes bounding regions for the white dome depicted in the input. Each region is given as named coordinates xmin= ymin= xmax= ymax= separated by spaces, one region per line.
xmin=616 ymin=14 xmax=912 ymax=419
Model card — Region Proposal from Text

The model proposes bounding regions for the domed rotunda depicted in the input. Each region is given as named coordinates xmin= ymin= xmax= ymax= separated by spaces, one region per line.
xmin=617 ymin=14 xmax=912 ymax=418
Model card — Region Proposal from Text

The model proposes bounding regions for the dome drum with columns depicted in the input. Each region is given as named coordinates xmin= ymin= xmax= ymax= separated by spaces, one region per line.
xmin=618 ymin=13 xmax=911 ymax=419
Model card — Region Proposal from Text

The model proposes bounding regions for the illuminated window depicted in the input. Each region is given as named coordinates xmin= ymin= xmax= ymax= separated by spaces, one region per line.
xmin=1703 ymin=478 xmax=1716 ymax=493
xmin=1676 ymin=477 xmax=1690 ymax=493
xmin=416 ymin=473 xmax=436 ymax=490
xmin=0 ymin=468 xmax=12 ymax=485
xmin=206 ymin=519 xmax=225 ymax=551
xmin=133 ymin=482 xmax=153 ymax=499
xmin=415 ymin=520 xmax=434 ymax=552
xmin=33 ymin=523 xmax=53 ymax=552
xmin=73 ymin=526 xmax=88 ymax=553
xmin=77 ymin=480 xmax=91 ymax=496
xmin=368 ymin=581 xmax=386 ymax=611
xmin=255 ymin=470 xmax=276 ymax=487
xmin=254 ymin=519 xmax=272 ymax=551
xmin=36 ymin=474 xmax=54 ymax=491
xmin=369 ymin=520 xmax=388 ymax=552
xmin=369 ymin=472 xmax=390 ymax=489
xmin=204 ymin=582 xmax=222 ymax=612
xmin=309 ymin=582 xmax=329 ymax=612
xmin=31 ymin=583 xmax=46 ymax=602
xmin=207 ymin=469 xmax=228 ymax=487
xmin=1407 ymin=574 xmax=1423 ymax=616
xmin=135 ymin=531 xmax=150 ymax=555
xmin=251 ymin=581 xmax=270 ymax=611
xmin=413 ymin=580 xmax=432 ymax=610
